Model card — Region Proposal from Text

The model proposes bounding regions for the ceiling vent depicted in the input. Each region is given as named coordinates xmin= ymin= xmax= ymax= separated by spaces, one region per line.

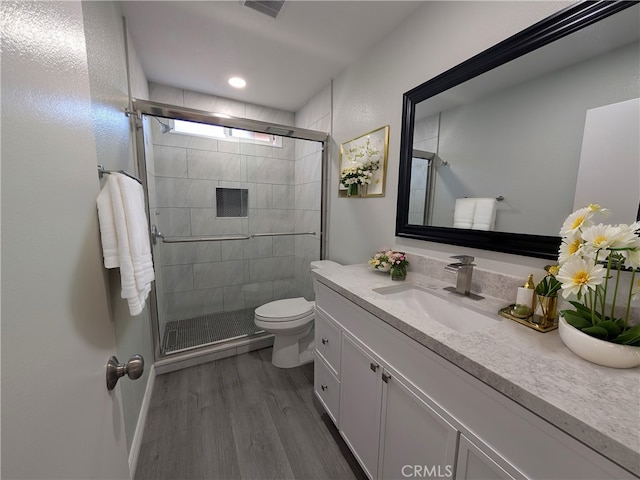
xmin=243 ymin=1 xmax=285 ymax=19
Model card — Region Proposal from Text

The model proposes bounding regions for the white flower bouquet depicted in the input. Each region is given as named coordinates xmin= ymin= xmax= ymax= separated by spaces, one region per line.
xmin=557 ymin=204 xmax=640 ymax=346
xmin=340 ymin=135 xmax=381 ymax=195
xmin=340 ymin=162 xmax=374 ymax=188
xmin=369 ymin=249 xmax=393 ymax=272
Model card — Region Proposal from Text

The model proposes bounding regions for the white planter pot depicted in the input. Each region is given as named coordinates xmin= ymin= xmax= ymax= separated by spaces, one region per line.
xmin=559 ymin=316 xmax=640 ymax=369
xmin=372 ymin=264 xmax=391 ymax=273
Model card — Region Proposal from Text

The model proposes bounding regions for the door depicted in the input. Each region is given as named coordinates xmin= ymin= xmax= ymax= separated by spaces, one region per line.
xmin=339 ymin=334 xmax=384 ymax=479
xmin=1 ymin=1 xmax=130 ymax=478
xmin=573 ymin=98 xmax=640 ymax=224
xmin=378 ymin=367 xmax=459 ymax=480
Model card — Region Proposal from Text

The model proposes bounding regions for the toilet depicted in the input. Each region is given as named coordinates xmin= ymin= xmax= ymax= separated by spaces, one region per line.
xmin=254 ymin=260 xmax=341 ymax=368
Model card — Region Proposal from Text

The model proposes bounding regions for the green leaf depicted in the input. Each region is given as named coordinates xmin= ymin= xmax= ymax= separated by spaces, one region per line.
xmin=612 ymin=325 xmax=640 ymax=346
xmin=561 ymin=311 xmax=592 ymax=329
xmin=569 ymin=301 xmax=592 ymax=316
xmin=596 ymin=320 xmax=621 ymax=337
xmin=613 ymin=318 xmax=626 ymax=329
xmin=581 ymin=326 xmax=609 ymax=339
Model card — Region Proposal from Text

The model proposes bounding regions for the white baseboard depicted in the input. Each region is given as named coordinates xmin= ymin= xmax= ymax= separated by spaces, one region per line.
xmin=128 ymin=364 xmax=155 ymax=478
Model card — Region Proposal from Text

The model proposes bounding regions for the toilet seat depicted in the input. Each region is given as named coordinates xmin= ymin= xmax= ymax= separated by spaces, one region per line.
xmin=255 ymin=297 xmax=314 ymax=323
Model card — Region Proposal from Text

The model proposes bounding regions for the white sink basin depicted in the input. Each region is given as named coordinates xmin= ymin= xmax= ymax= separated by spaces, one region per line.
xmin=374 ymin=284 xmax=501 ymax=333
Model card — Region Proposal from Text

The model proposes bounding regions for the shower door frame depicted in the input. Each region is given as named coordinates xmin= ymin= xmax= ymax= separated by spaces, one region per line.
xmin=131 ymin=99 xmax=330 ymax=365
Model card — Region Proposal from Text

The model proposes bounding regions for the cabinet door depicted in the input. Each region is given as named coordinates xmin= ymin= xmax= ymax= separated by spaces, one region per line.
xmin=379 ymin=368 xmax=459 ymax=480
xmin=340 ymin=334 xmax=383 ymax=480
xmin=456 ymin=434 xmax=524 ymax=480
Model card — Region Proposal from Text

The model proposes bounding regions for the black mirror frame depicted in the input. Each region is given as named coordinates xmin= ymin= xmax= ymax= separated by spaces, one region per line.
xmin=396 ymin=1 xmax=636 ymax=260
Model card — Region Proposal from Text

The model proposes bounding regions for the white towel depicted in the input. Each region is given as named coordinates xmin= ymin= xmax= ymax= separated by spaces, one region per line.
xmin=97 ymin=173 xmax=155 ymax=316
xmin=96 ymin=181 xmax=119 ymax=268
xmin=453 ymin=198 xmax=476 ymax=229
xmin=472 ymin=198 xmax=497 ymax=231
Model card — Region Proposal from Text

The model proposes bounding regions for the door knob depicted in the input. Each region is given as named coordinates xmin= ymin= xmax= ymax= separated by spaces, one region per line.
xmin=106 ymin=354 xmax=144 ymax=391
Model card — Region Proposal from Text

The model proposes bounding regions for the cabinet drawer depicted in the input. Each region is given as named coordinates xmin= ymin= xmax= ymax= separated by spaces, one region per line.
xmin=315 ymin=309 xmax=341 ymax=375
xmin=314 ymin=357 xmax=340 ymax=424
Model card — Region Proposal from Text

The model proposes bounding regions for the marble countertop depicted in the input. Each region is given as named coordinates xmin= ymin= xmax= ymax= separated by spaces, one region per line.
xmin=313 ymin=264 xmax=640 ymax=476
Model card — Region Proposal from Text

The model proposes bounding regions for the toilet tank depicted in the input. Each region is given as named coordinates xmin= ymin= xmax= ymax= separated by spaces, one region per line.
xmin=310 ymin=260 xmax=341 ymax=270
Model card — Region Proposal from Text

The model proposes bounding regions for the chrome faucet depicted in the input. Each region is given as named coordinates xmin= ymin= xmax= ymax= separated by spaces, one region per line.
xmin=445 ymin=255 xmax=476 ymax=296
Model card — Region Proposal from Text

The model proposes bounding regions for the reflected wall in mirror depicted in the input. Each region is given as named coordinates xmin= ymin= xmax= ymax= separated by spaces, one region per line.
xmin=397 ymin=2 xmax=640 ymax=259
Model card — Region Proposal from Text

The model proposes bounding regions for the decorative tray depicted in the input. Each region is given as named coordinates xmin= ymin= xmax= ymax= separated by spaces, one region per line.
xmin=498 ymin=304 xmax=558 ymax=333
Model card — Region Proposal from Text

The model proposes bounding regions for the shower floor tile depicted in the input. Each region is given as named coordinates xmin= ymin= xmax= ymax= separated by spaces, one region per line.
xmin=162 ymin=307 xmax=264 ymax=354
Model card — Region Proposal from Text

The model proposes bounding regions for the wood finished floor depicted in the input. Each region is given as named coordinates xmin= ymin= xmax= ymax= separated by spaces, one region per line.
xmin=135 ymin=347 xmax=367 ymax=480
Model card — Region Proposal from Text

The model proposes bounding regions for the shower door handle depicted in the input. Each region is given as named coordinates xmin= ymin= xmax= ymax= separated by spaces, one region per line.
xmin=106 ymin=354 xmax=144 ymax=390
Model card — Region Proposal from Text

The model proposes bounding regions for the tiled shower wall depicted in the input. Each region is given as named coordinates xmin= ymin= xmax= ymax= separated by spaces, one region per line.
xmin=294 ymin=83 xmax=331 ymax=301
xmin=147 ymin=83 xmax=324 ymax=327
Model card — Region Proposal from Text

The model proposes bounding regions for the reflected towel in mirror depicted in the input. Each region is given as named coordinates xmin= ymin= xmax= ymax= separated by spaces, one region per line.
xmin=453 ymin=198 xmax=476 ymax=228
xmin=472 ymin=198 xmax=497 ymax=231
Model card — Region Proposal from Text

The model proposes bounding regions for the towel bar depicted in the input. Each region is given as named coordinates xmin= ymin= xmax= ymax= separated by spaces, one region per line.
xmin=150 ymin=226 xmax=317 ymax=245
xmin=250 ymin=232 xmax=316 ymax=238
xmin=162 ymin=235 xmax=251 ymax=243
xmin=98 ymin=164 xmax=142 ymax=184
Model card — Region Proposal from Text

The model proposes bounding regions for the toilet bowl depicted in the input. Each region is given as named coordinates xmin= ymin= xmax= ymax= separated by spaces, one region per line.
xmin=254 ymin=260 xmax=341 ymax=368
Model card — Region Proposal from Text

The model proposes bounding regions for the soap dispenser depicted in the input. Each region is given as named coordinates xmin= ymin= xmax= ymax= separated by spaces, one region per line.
xmin=514 ymin=274 xmax=535 ymax=314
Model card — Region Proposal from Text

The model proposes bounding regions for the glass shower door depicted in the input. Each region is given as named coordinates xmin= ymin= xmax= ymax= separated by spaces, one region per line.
xmin=140 ymin=112 xmax=323 ymax=356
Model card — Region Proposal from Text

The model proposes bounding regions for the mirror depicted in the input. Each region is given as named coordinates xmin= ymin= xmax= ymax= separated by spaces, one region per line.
xmin=396 ymin=2 xmax=640 ymax=259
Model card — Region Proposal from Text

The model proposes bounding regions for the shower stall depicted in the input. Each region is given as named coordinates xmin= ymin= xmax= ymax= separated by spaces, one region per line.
xmin=132 ymin=100 xmax=328 ymax=360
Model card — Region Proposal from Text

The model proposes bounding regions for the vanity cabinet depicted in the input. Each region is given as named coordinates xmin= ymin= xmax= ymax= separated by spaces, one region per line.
xmin=334 ymin=330 xmax=460 ymax=480
xmin=456 ymin=434 xmax=521 ymax=480
xmin=314 ymin=281 xmax=635 ymax=480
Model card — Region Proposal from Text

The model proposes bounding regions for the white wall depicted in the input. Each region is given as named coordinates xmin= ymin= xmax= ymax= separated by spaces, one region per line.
xmin=328 ymin=1 xmax=574 ymax=276
xmin=81 ymin=0 xmax=153 ymax=455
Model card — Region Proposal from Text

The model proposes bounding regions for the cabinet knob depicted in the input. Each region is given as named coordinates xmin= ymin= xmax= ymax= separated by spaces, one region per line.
xmin=370 ymin=362 xmax=380 ymax=372
xmin=321 ymin=338 xmax=329 ymax=345
xmin=382 ymin=372 xmax=392 ymax=383
xmin=321 ymin=384 xmax=328 ymax=391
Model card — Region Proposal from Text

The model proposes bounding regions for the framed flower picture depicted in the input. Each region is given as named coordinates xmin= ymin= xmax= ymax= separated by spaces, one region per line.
xmin=339 ymin=125 xmax=389 ymax=198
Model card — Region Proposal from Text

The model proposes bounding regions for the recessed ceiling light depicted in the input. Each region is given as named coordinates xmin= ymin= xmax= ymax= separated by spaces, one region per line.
xmin=228 ymin=77 xmax=246 ymax=88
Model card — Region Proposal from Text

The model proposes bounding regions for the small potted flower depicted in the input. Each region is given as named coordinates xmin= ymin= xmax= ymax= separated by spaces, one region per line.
xmin=369 ymin=249 xmax=392 ymax=272
xmin=555 ymin=204 xmax=640 ymax=368
xmin=534 ymin=265 xmax=562 ymax=326
xmin=388 ymin=251 xmax=409 ymax=281
xmin=369 ymin=249 xmax=409 ymax=280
